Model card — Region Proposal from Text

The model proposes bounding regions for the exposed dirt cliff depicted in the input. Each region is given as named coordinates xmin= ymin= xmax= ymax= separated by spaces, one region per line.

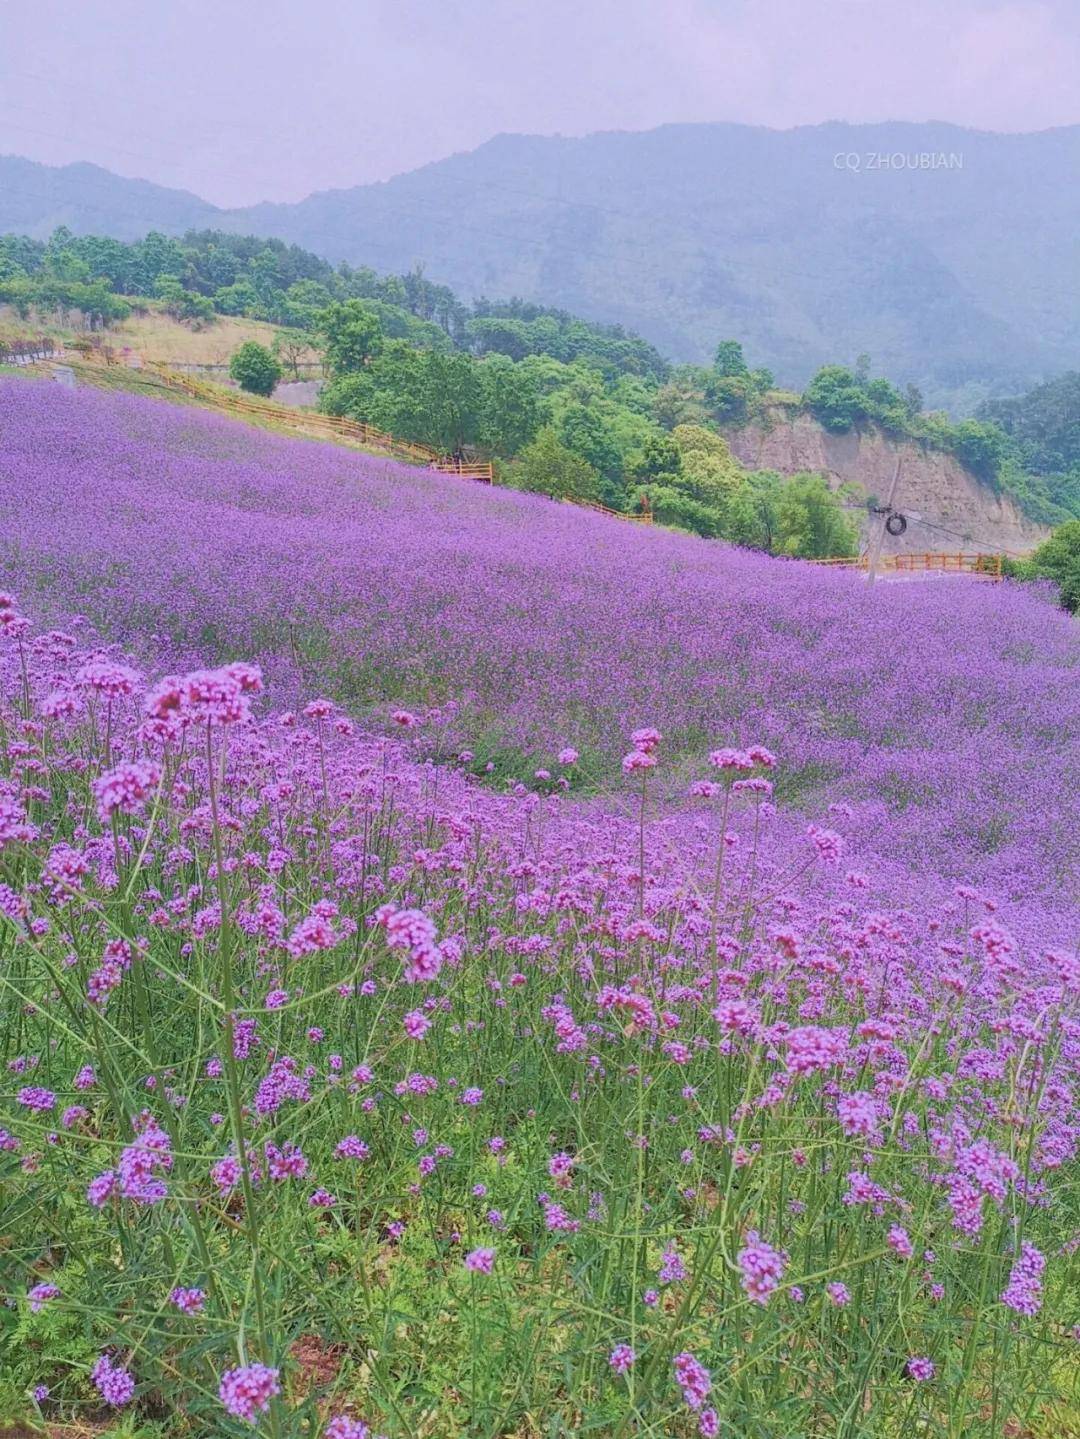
xmin=723 ymin=411 xmax=1049 ymax=556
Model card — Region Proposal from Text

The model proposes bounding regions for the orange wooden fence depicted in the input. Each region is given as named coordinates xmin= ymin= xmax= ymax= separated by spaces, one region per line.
xmin=814 ymin=552 xmax=1004 ymax=579
xmin=74 ymin=350 xmax=496 ymax=481
xmin=577 ymin=497 xmax=654 ymax=525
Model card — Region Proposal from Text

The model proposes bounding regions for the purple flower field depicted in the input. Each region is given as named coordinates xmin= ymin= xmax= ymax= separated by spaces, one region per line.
xmin=1 ymin=381 xmax=1076 ymax=938
xmin=0 ymin=379 xmax=1078 ymax=1435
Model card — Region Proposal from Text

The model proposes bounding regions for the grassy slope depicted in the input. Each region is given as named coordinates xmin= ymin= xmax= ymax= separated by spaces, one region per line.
xmin=0 ymin=302 xmax=305 ymax=369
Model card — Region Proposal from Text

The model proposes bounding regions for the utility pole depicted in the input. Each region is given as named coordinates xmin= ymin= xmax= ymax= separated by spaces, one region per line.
xmin=866 ymin=452 xmax=903 ymax=584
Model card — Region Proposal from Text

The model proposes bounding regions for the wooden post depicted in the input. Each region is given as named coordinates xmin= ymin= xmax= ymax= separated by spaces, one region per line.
xmin=866 ymin=453 xmax=903 ymax=584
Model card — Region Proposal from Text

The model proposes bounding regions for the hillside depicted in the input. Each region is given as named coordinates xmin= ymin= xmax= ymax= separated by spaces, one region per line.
xmin=0 ymin=301 xmax=288 ymax=368
xmin=6 ymin=123 xmax=1080 ymax=410
xmin=723 ymin=409 xmax=1051 ymax=555
xmin=2 ymin=378 xmax=1076 ymax=936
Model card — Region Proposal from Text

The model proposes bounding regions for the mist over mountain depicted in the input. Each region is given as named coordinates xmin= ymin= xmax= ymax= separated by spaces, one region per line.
xmin=0 ymin=154 xmax=218 ymax=241
xmin=5 ymin=121 xmax=1080 ymax=410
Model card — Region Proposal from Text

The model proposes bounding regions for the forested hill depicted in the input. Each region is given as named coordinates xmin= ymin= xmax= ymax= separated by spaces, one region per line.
xmin=5 ymin=121 xmax=1080 ymax=412
xmin=3 ymin=225 xmax=1078 ymax=528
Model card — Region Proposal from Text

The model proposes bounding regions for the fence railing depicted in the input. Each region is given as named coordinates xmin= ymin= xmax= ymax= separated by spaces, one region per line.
xmin=814 ymin=552 xmax=1004 ymax=578
xmin=1 ymin=339 xmax=66 ymax=366
xmin=576 ymin=498 xmax=654 ymax=525
xmin=73 ymin=351 xmax=495 ymax=480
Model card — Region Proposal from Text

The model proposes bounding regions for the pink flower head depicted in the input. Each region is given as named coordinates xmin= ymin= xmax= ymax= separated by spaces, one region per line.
xmin=376 ymin=905 xmax=443 ymax=983
xmin=91 ymin=1354 xmax=135 ymax=1407
xmin=464 ymin=1246 xmax=495 ymax=1274
xmin=75 ymin=659 xmax=142 ymax=698
xmin=219 ymin=1363 xmax=280 ymax=1422
xmin=93 ymin=759 xmax=161 ymax=825
xmin=403 ymin=1009 xmax=431 ymax=1039
xmin=709 ymin=747 xmax=753 ymax=772
xmin=630 ymin=727 xmax=661 ymax=754
xmin=673 ymin=1351 xmax=711 ymax=1410
xmin=0 ymin=594 xmax=30 ymax=638
xmin=1001 ymin=1241 xmax=1045 ymax=1316
xmin=170 ymin=1286 xmax=206 ymax=1314
xmin=887 ymin=1225 xmax=914 ymax=1259
xmin=738 ymin=1231 xmax=787 ymax=1305
xmin=28 ymin=1282 xmax=60 ymax=1312
xmin=808 ymin=825 xmax=844 ymax=865
xmin=746 ymin=744 xmax=777 ymax=768
xmin=622 ymin=748 xmax=657 ymax=774
xmin=326 ymin=1419 xmax=369 ymax=1439
xmin=786 ymin=1026 xmax=848 ymax=1075
xmin=609 ymin=1343 xmax=635 ymax=1374
xmin=181 ymin=665 xmax=260 ymax=727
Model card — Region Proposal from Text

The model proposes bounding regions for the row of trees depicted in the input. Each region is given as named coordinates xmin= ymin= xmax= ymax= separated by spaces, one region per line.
xmin=0 ymin=228 xmax=666 ymax=380
xmin=4 ymin=225 xmax=1068 ymax=534
xmin=298 ymin=302 xmax=858 ymax=559
xmin=976 ymin=372 xmax=1080 ymax=524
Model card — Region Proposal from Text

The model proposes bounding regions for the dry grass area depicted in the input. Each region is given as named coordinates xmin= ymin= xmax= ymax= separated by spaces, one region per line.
xmin=0 ymin=303 xmax=318 ymax=369
xmin=107 ymin=310 xmax=290 ymax=366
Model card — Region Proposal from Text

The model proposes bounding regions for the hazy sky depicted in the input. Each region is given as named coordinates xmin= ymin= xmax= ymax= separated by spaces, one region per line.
xmin=2 ymin=0 xmax=1078 ymax=206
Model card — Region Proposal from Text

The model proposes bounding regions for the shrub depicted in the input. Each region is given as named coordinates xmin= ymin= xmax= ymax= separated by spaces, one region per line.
xmin=229 ymin=341 xmax=282 ymax=396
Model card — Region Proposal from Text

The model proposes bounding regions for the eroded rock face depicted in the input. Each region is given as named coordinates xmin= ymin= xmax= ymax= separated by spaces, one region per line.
xmin=724 ymin=412 xmax=1049 ymax=556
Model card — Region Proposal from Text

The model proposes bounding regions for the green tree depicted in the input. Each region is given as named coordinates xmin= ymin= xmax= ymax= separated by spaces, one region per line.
xmin=214 ymin=280 xmax=259 ymax=317
xmin=229 ymin=341 xmax=281 ymax=397
xmin=400 ymin=350 xmax=483 ymax=454
xmin=713 ymin=339 xmax=749 ymax=377
xmin=272 ymin=329 xmax=318 ymax=381
xmin=774 ymin=473 xmax=858 ymax=558
xmin=804 ymin=366 xmax=872 ymax=432
xmin=950 ymin=419 xmax=1009 ymax=485
xmin=652 ymin=370 xmax=709 ymax=429
xmin=704 ymin=372 xmax=754 ymax=424
xmin=511 ymin=427 xmax=601 ymax=502
xmin=632 ymin=431 xmax=682 ymax=483
xmin=316 ymin=300 xmax=384 ymax=377
xmin=642 ymin=483 xmax=723 ymax=537
xmin=556 ymin=403 xmax=626 ymax=508
xmin=477 ymin=354 xmax=541 ymax=456
xmin=1011 ymin=520 xmax=1080 ymax=612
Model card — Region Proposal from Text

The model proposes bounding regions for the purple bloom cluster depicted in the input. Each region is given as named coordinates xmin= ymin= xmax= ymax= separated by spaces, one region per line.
xmin=2 ymin=382 xmax=1076 ymax=942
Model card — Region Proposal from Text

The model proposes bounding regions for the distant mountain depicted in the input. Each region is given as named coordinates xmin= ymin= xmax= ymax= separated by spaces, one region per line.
xmin=5 ymin=123 xmax=1080 ymax=409
xmin=0 ymin=155 xmax=218 ymax=242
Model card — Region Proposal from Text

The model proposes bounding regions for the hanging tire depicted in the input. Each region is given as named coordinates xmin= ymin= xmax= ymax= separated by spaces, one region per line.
xmin=885 ymin=512 xmax=907 ymax=536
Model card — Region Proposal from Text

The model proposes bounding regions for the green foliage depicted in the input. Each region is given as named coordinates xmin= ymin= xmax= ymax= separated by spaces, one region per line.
xmin=0 ymin=222 xmax=1068 ymax=528
xmin=154 ymin=274 xmax=214 ymax=328
xmin=510 ymin=426 xmax=601 ymax=501
xmin=315 ymin=300 xmax=384 ymax=377
xmin=476 ymin=353 xmax=542 ymax=456
xmin=977 ymin=372 xmax=1080 ymax=522
xmin=1008 ymin=520 xmax=1080 ymax=612
xmin=804 ymin=365 xmax=874 ymax=432
xmin=0 ymin=273 xmax=131 ymax=327
xmin=272 ymin=328 xmax=318 ymax=380
xmin=228 ymin=340 xmax=282 ymax=396
xmin=774 ymin=473 xmax=859 ymax=558
xmin=713 ymin=338 xmax=749 ymax=376
xmin=950 ymin=418 xmax=1009 ymax=485
xmin=704 ymin=372 xmax=754 ymax=423
xmin=323 ymin=343 xmax=539 ymax=458
xmin=467 ymin=302 xmax=668 ymax=380
xmin=631 ymin=427 xmax=854 ymax=557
